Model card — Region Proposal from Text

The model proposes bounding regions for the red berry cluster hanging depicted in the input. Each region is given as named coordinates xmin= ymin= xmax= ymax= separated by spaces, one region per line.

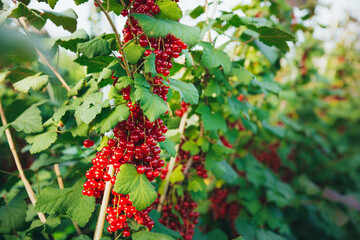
xmin=209 ymin=188 xmax=241 ymax=238
xmin=105 ymin=191 xmax=155 ymax=235
xmin=158 ymin=193 xmax=199 ymax=240
xmin=175 ymin=101 xmax=190 ymax=117
xmin=81 ymin=106 xmax=168 ymax=236
xmin=253 ymin=142 xmax=282 ymax=172
xmin=83 ymin=0 xmax=190 ymax=237
xmin=120 ymin=0 xmax=187 ymax=77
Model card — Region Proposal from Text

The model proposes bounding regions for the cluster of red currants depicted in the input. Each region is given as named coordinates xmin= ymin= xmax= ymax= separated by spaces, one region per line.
xmin=253 ymin=142 xmax=282 ymax=173
xmin=81 ymin=103 xmax=167 ymax=236
xmin=83 ymin=0 xmax=189 ymax=237
xmin=210 ymin=189 xmax=240 ymax=221
xmin=209 ymin=188 xmax=241 ymax=237
xmin=175 ymin=101 xmax=190 ymax=117
xmin=120 ymin=0 xmax=187 ymax=77
xmin=159 ymin=193 xmax=199 ymax=240
xmin=105 ymin=192 xmax=155 ymax=234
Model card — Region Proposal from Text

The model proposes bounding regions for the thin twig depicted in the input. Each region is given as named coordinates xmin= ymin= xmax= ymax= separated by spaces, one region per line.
xmin=0 ymin=100 xmax=47 ymax=223
xmin=94 ymin=0 xmax=132 ymax=78
xmin=157 ymin=110 xmax=189 ymax=212
xmin=94 ymin=166 xmax=115 ymax=240
xmin=53 ymin=164 xmax=64 ymax=189
xmin=183 ymin=157 xmax=193 ymax=176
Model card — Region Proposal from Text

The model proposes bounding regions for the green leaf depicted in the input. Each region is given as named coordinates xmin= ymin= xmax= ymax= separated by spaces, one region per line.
xmin=196 ymin=105 xmax=227 ymax=132
xmin=204 ymin=79 xmax=220 ymax=97
xmin=66 ymin=187 xmax=96 ymax=227
xmin=78 ymin=37 xmax=111 ymax=58
xmin=42 ymin=9 xmax=78 ymax=33
xmin=0 ymin=124 xmax=10 ymax=138
xmin=98 ymin=60 xmax=117 ymax=82
xmin=132 ymin=13 xmax=201 ymax=45
xmin=68 ymin=78 xmax=85 ymax=97
xmin=144 ymin=53 xmax=157 ymax=77
xmin=13 ymin=72 xmax=49 ymax=93
xmin=30 ymin=154 xmax=61 ymax=170
xmin=159 ymin=138 xmax=176 ymax=157
xmin=74 ymin=92 xmax=109 ymax=125
xmin=48 ymin=0 xmax=59 ymax=9
xmin=11 ymin=104 xmax=43 ymax=134
xmin=25 ymin=127 xmax=58 ymax=154
xmin=227 ymin=96 xmax=249 ymax=119
xmin=188 ymin=176 xmax=207 ymax=193
xmin=115 ymin=76 xmax=132 ymax=90
xmin=94 ymin=105 xmax=130 ymax=134
xmin=207 ymin=159 xmax=238 ymax=184
xmin=0 ymin=195 xmax=27 ymax=231
xmin=74 ymin=56 xmax=113 ymax=73
xmin=113 ymin=164 xmax=157 ymax=210
xmin=134 ymin=73 xmax=151 ymax=88
xmin=134 ymin=87 xmax=168 ymax=122
xmin=254 ymin=39 xmax=279 ymax=64
xmin=168 ymin=78 xmax=199 ymax=104
xmin=169 ymin=164 xmax=184 ymax=184
xmin=35 ymin=185 xmax=95 ymax=227
xmin=212 ymin=144 xmax=235 ymax=155
xmin=235 ymin=217 xmax=257 ymax=240
xmin=109 ymin=62 xmax=127 ymax=78
xmin=102 ymin=0 xmax=124 ymax=15
xmin=5 ymin=68 xmax=36 ymax=83
xmin=232 ymin=65 xmax=254 ymax=84
xmin=182 ymin=141 xmax=200 ymax=155
xmin=10 ymin=3 xmax=46 ymax=30
xmin=182 ymin=49 xmax=193 ymax=67
xmin=205 ymin=229 xmax=228 ymax=240
xmin=132 ymin=231 xmax=175 ymax=240
xmin=157 ymin=0 xmax=182 ymax=21
xmin=71 ymin=123 xmax=89 ymax=137
xmin=123 ymin=41 xmax=145 ymax=64
xmin=197 ymin=137 xmax=209 ymax=152
xmin=247 ymin=25 xmax=295 ymax=51
xmin=262 ymin=121 xmax=285 ymax=138
xmin=127 ymin=218 xmax=147 ymax=231
xmin=200 ymin=42 xmax=231 ymax=74
xmin=149 ymin=210 xmax=182 ymax=239
xmin=189 ymin=5 xmax=204 ymax=19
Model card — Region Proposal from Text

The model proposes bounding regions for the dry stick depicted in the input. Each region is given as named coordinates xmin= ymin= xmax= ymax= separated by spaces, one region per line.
xmin=54 ymin=164 xmax=64 ymax=189
xmin=0 ymin=100 xmax=47 ymax=223
xmin=183 ymin=157 xmax=193 ymax=176
xmin=157 ymin=111 xmax=189 ymax=212
xmin=18 ymin=17 xmax=82 ymax=235
xmin=94 ymin=0 xmax=132 ymax=78
xmin=94 ymin=166 xmax=115 ymax=240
